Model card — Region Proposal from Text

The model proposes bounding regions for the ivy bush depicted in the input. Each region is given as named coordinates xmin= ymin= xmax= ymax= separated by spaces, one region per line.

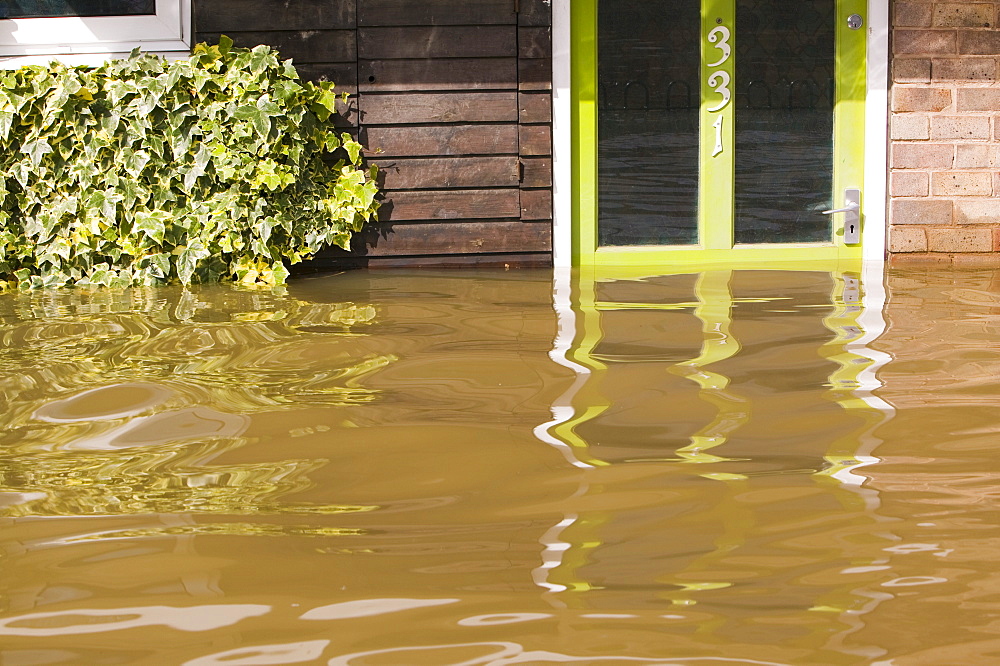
xmin=0 ymin=37 xmax=379 ymax=289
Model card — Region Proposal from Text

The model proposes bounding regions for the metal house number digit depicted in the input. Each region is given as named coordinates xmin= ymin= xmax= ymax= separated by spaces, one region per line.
xmin=706 ymin=26 xmax=731 ymax=67
xmin=706 ymin=24 xmax=731 ymax=155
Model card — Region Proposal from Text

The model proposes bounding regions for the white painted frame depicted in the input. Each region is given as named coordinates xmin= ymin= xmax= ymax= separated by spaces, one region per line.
xmin=550 ymin=0 xmax=891 ymax=267
xmin=0 ymin=0 xmax=191 ymax=66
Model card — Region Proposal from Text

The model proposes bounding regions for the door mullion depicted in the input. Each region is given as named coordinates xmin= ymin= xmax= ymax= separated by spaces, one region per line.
xmin=699 ymin=0 xmax=736 ymax=250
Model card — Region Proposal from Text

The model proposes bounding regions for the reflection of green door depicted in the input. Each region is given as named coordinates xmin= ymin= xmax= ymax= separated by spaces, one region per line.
xmin=572 ymin=0 xmax=867 ymax=267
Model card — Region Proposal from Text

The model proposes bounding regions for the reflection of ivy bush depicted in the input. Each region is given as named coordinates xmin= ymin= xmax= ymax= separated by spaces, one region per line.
xmin=0 ymin=37 xmax=379 ymax=289
xmin=0 ymin=285 xmax=392 ymax=516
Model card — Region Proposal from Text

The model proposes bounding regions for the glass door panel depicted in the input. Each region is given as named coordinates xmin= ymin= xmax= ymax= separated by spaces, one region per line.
xmin=577 ymin=0 xmax=866 ymax=265
xmin=734 ymin=0 xmax=835 ymax=244
xmin=597 ymin=0 xmax=701 ymax=247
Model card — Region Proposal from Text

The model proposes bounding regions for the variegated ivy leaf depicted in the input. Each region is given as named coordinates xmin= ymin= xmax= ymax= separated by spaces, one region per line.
xmin=0 ymin=40 xmax=379 ymax=289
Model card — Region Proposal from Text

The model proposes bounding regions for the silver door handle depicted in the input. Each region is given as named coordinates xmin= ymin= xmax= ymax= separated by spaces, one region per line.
xmin=821 ymin=202 xmax=860 ymax=215
xmin=820 ymin=188 xmax=862 ymax=245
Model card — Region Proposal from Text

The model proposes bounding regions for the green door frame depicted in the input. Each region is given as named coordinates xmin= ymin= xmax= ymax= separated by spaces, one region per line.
xmin=571 ymin=0 xmax=868 ymax=271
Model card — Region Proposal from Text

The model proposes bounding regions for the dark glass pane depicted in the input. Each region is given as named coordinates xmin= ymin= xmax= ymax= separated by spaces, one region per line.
xmin=598 ymin=0 xmax=700 ymax=247
xmin=1 ymin=0 xmax=154 ymax=19
xmin=734 ymin=0 xmax=835 ymax=244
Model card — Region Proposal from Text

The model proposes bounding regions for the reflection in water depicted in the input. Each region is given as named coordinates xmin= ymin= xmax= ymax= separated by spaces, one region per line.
xmin=0 ymin=287 xmax=386 ymax=517
xmin=0 ymin=604 xmax=271 ymax=636
xmin=2 ymin=268 xmax=1000 ymax=663
xmin=184 ymin=640 xmax=330 ymax=666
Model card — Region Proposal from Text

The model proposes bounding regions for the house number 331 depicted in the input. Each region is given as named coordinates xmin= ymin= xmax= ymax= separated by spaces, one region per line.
xmin=706 ymin=24 xmax=731 ymax=157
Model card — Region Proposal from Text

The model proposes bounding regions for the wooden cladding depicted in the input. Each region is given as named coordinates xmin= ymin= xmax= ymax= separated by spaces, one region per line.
xmin=195 ymin=0 xmax=553 ymax=267
xmin=358 ymin=0 xmax=517 ymax=27
xmin=359 ymin=58 xmax=518 ymax=92
xmin=364 ymin=125 xmax=519 ymax=157
xmin=360 ymin=93 xmax=518 ymax=125
xmin=360 ymin=221 xmax=552 ymax=256
xmin=373 ymin=157 xmax=521 ymax=190
xmin=358 ymin=26 xmax=516 ymax=59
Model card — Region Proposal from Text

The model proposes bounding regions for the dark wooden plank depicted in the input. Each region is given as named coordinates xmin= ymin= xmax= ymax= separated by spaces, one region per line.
xmin=520 ymin=189 xmax=552 ymax=221
xmin=518 ymin=58 xmax=552 ymax=90
xmin=294 ymin=63 xmax=358 ymax=93
xmin=358 ymin=0 xmax=515 ymax=26
xmin=518 ymin=92 xmax=551 ymax=123
xmin=520 ymin=157 xmax=551 ymax=187
xmin=304 ymin=249 xmax=550 ymax=268
xmin=518 ymin=27 xmax=551 ymax=58
xmin=359 ymin=58 xmax=517 ymax=92
xmin=359 ymin=26 xmax=516 ymax=59
xmin=362 ymin=253 xmax=551 ymax=267
xmin=195 ymin=0 xmax=355 ymax=32
xmin=362 ymin=221 xmax=551 ymax=255
xmin=360 ymin=92 xmax=518 ymax=124
xmin=196 ymin=30 xmax=355 ymax=63
xmin=379 ymin=190 xmax=521 ymax=221
xmin=519 ymin=124 xmax=551 ymax=156
xmin=518 ymin=0 xmax=552 ymax=27
xmin=373 ymin=157 xmax=520 ymax=189
xmin=329 ymin=97 xmax=359 ymax=128
xmin=363 ymin=125 xmax=519 ymax=157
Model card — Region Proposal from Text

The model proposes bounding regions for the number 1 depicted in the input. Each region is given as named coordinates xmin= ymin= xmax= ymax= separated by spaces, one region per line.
xmin=712 ymin=116 xmax=723 ymax=157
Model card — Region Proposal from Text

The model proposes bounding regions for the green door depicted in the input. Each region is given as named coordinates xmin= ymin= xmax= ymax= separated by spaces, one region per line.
xmin=572 ymin=0 xmax=867 ymax=268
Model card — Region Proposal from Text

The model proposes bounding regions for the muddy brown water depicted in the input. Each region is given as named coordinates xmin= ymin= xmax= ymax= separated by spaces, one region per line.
xmin=1 ymin=267 xmax=999 ymax=665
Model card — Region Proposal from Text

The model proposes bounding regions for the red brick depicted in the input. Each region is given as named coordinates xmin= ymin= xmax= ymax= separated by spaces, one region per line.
xmin=891 ymin=113 xmax=931 ymax=139
xmin=952 ymin=252 xmax=1000 ymax=267
xmin=889 ymin=252 xmax=954 ymax=266
xmin=932 ymin=57 xmax=998 ymax=80
xmin=894 ymin=58 xmax=933 ymax=83
xmin=929 ymin=114 xmax=992 ymax=139
xmin=891 ymin=142 xmax=955 ymax=168
xmin=892 ymin=87 xmax=953 ymax=112
xmin=889 ymin=225 xmax=928 ymax=252
xmin=956 ymin=88 xmax=1000 ymax=111
xmin=933 ymin=3 xmax=993 ymax=28
xmin=959 ymin=30 xmax=1000 ymax=55
xmin=895 ymin=29 xmax=958 ymax=55
xmin=931 ymin=172 xmax=993 ymax=195
xmin=896 ymin=2 xmax=933 ymax=27
xmin=955 ymin=144 xmax=1000 ymax=168
xmin=955 ymin=199 xmax=1000 ymax=224
xmin=891 ymin=171 xmax=930 ymax=196
xmin=892 ymin=29 xmax=958 ymax=55
xmin=890 ymin=198 xmax=954 ymax=225
xmin=926 ymin=226 xmax=994 ymax=251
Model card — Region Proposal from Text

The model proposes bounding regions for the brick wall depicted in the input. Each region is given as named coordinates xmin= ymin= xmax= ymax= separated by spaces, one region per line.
xmin=890 ymin=0 xmax=1000 ymax=263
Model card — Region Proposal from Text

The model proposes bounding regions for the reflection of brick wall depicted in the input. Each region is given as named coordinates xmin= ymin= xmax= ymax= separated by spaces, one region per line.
xmin=889 ymin=1 xmax=1000 ymax=263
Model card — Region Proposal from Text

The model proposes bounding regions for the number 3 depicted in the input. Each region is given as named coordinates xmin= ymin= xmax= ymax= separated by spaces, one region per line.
xmin=707 ymin=71 xmax=731 ymax=113
xmin=707 ymin=26 xmax=731 ymax=67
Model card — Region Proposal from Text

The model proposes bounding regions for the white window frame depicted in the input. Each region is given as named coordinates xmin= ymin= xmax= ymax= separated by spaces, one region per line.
xmin=0 ymin=0 xmax=191 ymax=67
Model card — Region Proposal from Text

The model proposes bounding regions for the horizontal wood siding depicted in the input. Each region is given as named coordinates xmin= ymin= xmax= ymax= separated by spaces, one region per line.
xmin=195 ymin=0 xmax=553 ymax=267
xmin=358 ymin=0 xmax=516 ymax=26
xmin=358 ymin=26 xmax=515 ymax=59
xmin=373 ymin=157 xmax=520 ymax=190
xmin=361 ymin=92 xmax=518 ymax=124
xmin=363 ymin=125 xmax=519 ymax=157
xmin=196 ymin=0 xmax=355 ymax=32
xmin=359 ymin=58 xmax=518 ymax=92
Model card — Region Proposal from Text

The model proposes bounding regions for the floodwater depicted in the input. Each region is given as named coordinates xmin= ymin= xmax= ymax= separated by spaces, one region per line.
xmin=1 ymin=266 xmax=999 ymax=665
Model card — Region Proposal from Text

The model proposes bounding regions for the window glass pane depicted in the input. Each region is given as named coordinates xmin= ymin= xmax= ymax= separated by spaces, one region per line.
xmin=734 ymin=0 xmax=835 ymax=244
xmin=598 ymin=0 xmax=700 ymax=247
xmin=1 ymin=0 xmax=154 ymax=19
